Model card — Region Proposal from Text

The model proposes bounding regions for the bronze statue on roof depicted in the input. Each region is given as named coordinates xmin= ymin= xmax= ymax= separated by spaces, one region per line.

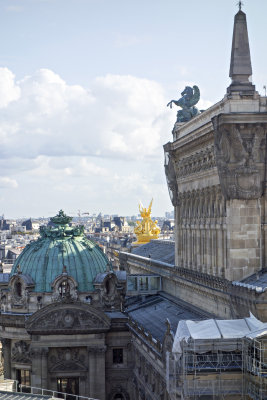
xmin=167 ymin=85 xmax=200 ymax=123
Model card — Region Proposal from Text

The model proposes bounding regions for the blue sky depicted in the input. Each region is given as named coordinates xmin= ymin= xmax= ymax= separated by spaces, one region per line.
xmin=0 ymin=0 xmax=266 ymax=218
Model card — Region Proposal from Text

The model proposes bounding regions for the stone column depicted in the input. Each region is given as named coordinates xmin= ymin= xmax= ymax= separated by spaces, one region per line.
xmin=41 ymin=348 xmax=49 ymax=389
xmin=1 ymin=339 xmax=11 ymax=379
xmin=88 ymin=346 xmax=106 ymax=400
xmin=30 ymin=347 xmax=42 ymax=388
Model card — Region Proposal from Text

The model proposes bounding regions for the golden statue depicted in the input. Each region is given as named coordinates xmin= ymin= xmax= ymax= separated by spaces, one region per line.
xmin=134 ymin=199 xmax=160 ymax=244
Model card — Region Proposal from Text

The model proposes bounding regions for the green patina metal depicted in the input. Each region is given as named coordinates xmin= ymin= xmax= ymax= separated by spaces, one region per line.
xmin=11 ymin=210 xmax=110 ymax=292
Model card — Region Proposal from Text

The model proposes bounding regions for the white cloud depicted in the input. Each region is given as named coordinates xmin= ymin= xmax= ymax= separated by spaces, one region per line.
xmin=0 ymin=68 xmax=20 ymax=108
xmin=0 ymin=68 xmax=212 ymax=216
xmin=0 ymin=177 xmax=18 ymax=188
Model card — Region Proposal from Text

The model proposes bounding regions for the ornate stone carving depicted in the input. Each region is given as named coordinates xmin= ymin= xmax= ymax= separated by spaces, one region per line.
xmin=25 ymin=301 xmax=111 ymax=334
xmin=164 ymin=147 xmax=178 ymax=206
xmin=162 ymin=319 xmax=174 ymax=364
xmin=49 ymin=347 xmax=87 ymax=372
xmin=176 ymin=146 xmax=216 ymax=179
xmin=212 ymin=114 xmax=267 ymax=199
xmin=87 ymin=346 xmax=107 ymax=354
xmin=12 ymin=341 xmax=31 ymax=363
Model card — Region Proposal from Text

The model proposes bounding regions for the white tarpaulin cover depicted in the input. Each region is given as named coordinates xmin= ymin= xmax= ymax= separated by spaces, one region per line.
xmin=172 ymin=313 xmax=267 ymax=354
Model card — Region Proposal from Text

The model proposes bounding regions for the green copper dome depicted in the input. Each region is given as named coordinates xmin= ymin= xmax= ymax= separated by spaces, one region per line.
xmin=11 ymin=210 xmax=110 ymax=292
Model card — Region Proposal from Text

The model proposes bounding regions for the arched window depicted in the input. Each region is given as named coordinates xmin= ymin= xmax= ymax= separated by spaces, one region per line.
xmin=58 ymin=280 xmax=70 ymax=297
xmin=105 ymin=279 xmax=110 ymax=295
xmin=15 ymin=281 xmax=22 ymax=297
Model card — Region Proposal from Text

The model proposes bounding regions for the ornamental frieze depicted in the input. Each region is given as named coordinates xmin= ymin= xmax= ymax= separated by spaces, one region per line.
xmin=49 ymin=347 xmax=87 ymax=373
xmin=212 ymin=114 xmax=267 ymax=200
xmin=176 ymin=146 xmax=216 ymax=179
xmin=25 ymin=300 xmax=111 ymax=334
xmin=12 ymin=340 xmax=31 ymax=363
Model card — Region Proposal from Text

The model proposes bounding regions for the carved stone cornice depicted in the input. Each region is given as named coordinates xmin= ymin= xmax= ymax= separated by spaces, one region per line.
xmin=212 ymin=113 xmax=267 ymax=200
xmin=87 ymin=345 xmax=107 ymax=354
xmin=25 ymin=300 xmax=111 ymax=334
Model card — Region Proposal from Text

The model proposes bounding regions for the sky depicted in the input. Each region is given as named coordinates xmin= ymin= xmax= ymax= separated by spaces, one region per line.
xmin=0 ymin=0 xmax=266 ymax=218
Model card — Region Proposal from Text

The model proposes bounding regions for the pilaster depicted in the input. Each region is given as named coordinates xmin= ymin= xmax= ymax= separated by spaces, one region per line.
xmin=1 ymin=339 xmax=11 ymax=379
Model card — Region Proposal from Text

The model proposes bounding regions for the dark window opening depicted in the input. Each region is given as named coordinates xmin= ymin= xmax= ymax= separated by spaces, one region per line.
xmin=16 ymin=369 xmax=31 ymax=392
xmin=15 ymin=281 xmax=22 ymax=297
xmin=57 ymin=377 xmax=79 ymax=400
xmin=105 ymin=279 xmax=110 ymax=294
xmin=113 ymin=348 xmax=123 ymax=364
xmin=59 ymin=280 xmax=70 ymax=297
xmin=114 ymin=395 xmax=124 ymax=400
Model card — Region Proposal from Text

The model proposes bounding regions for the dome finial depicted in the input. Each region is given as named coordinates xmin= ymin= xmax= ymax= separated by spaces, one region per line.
xmin=237 ymin=1 xmax=244 ymax=11
xmin=50 ymin=210 xmax=72 ymax=226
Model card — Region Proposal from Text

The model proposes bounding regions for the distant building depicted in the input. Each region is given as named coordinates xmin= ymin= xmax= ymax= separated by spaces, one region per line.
xmin=22 ymin=219 xmax=40 ymax=231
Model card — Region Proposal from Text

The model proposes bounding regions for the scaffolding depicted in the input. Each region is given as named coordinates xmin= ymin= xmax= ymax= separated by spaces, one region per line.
xmin=244 ymin=338 xmax=267 ymax=399
xmin=167 ymin=337 xmax=267 ymax=400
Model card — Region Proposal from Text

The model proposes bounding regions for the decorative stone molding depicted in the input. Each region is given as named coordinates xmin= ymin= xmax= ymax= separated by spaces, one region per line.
xmin=49 ymin=347 xmax=87 ymax=372
xmin=164 ymin=144 xmax=179 ymax=206
xmin=9 ymin=273 xmax=34 ymax=309
xmin=176 ymin=146 xmax=216 ymax=179
xmin=51 ymin=272 xmax=78 ymax=302
xmin=87 ymin=346 xmax=107 ymax=354
xmin=212 ymin=113 xmax=267 ymax=199
xmin=12 ymin=340 xmax=31 ymax=363
xmin=25 ymin=300 xmax=111 ymax=334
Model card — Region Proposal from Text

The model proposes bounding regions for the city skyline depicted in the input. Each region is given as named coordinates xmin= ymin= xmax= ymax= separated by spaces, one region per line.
xmin=0 ymin=0 xmax=266 ymax=217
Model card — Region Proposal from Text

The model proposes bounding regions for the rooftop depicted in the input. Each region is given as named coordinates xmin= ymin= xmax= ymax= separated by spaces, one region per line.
xmin=126 ymin=293 xmax=211 ymax=343
xmin=131 ymin=240 xmax=175 ymax=265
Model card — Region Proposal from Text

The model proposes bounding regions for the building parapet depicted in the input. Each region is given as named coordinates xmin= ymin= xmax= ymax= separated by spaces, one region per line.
xmin=127 ymin=317 xmax=162 ymax=355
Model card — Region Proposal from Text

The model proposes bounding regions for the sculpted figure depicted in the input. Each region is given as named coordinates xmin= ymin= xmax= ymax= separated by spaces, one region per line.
xmin=167 ymin=85 xmax=200 ymax=122
xmin=134 ymin=199 xmax=160 ymax=244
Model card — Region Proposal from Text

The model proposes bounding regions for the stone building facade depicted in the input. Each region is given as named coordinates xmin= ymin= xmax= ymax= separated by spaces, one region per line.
xmin=119 ymin=7 xmax=267 ymax=399
xmin=161 ymin=8 xmax=267 ymax=315
xmin=0 ymin=211 xmax=132 ymax=400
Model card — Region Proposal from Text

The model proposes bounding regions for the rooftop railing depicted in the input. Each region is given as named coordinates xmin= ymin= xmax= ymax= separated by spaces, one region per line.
xmin=19 ymin=385 xmax=99 ymax=400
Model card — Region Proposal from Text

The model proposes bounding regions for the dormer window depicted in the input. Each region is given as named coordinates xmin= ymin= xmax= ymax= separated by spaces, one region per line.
xmin=58 ymin=280 xmax=70 ymax=297
xmin=15 ymin=281 xmax=22 ymax=297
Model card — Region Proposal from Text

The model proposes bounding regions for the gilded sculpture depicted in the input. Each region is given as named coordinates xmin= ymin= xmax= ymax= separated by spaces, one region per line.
xmin=134 ymin=200 xmax=160 ymax=244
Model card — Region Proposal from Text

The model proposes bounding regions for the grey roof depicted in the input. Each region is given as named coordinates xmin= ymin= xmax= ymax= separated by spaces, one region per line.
xmin=0 ymin=274 xmax=10 ymax=284
xmin=105 ymin=311 xmax=128 ymax=319
xmin=238 ymin=269 xmax=267 ymax=291
xmin=114 ymin=270 xmax=126 ymax=281
xmin=131 ymin=240 xmax=175 ymax=265
xmin=126 ymin=294 xmax=210 ymax=343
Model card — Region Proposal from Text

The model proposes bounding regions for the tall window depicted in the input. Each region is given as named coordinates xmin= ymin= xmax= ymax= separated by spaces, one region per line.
xmin=16 ymin=369 xmax=31 ymax=392
xmin=15 ymin=281 xmax=22 ymax=297
xmin=113 ymin=348 xmax=123 ymax=364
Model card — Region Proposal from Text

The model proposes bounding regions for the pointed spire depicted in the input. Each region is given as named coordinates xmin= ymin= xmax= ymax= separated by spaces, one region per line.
xmin=227 ymin=8 xmax=255 ymax=95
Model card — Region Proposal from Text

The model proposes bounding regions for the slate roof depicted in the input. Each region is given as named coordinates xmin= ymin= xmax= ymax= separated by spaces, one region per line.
xmin=126 ymin=293 xmax=211 ymax=343
xmin=131 ymin=240 xmax=175 ymax=265
xmin=237 ymin=269 xmax=267 ymax=291
xmin=0 ymin=274 xmax=10 ymax=284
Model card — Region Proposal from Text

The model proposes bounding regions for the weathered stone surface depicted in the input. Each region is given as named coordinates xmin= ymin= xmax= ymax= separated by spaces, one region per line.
xmin=25 ymin=300 xmax=111 ymax=334
xmin=212 ymin=113 xmax=267 ymax=200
